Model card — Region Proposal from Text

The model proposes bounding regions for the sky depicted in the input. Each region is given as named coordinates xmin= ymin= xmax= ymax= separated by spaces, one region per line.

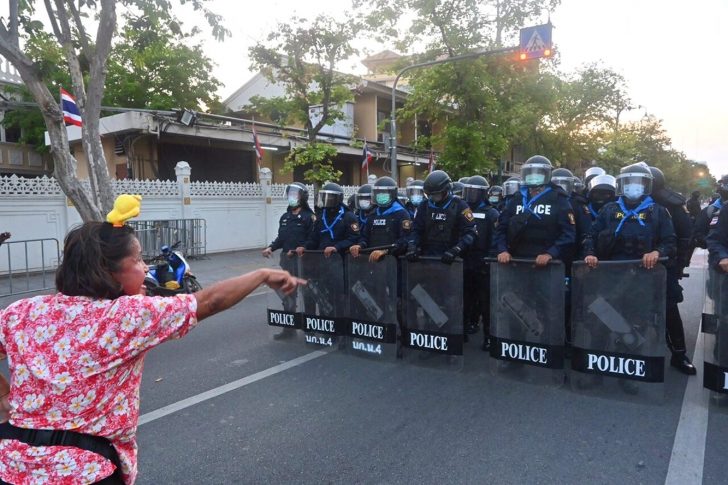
xmin=2 ymin=0 xmax=726 ymax=177
xmin=177 ymin=0 xmax=727 ymax=178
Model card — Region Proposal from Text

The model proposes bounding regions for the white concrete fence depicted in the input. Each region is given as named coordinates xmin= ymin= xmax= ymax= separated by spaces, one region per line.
xmin=0 ymin=162 xmax=361 ymax=274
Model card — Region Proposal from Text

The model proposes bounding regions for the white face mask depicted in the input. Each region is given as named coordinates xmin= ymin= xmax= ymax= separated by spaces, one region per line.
xmin=358 ymin=200 xmax=371 ymax=211
xmin=288 ymin=196 xmax=300 ymax=207
xmin=524 ymin=174 xmax=546 ymax=186
xmin=410 ymin=195 xmax=424 ymax=205
xmin=623 ymin=183 xmax=645 ymax=200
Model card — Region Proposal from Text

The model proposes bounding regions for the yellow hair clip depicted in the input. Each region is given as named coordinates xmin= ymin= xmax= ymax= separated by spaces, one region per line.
xmin=106 ymin=194 xmax=142 ymax=227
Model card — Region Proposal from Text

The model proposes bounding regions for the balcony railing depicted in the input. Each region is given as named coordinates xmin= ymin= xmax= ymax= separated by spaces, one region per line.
xmin=0 ymin=142 xmax=51 ymax=175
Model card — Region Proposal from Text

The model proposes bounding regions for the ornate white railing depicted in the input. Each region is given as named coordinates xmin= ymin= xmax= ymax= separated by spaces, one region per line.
xmin=189 ymin=181 xmax=263 ymax=198
xmin=0 ymin=175 xmax=63 ymax=196
xmin=114 ymin=179 xmax=179 ymax=197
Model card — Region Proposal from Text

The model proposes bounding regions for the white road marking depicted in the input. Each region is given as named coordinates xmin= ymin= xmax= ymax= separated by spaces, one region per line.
xmin=138 ymin=350 xmax=328 ymax=426
xmin=665 ymin=252 xmax=710 ymax=485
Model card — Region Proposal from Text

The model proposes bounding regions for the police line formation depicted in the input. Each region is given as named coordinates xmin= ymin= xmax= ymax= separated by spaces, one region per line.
xmin=263 ymin=155 xmax=728 ymax=400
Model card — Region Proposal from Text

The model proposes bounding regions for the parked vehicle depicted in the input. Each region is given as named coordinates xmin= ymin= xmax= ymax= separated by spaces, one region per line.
xmin=144 ymin=241 xmax=202 ymax=296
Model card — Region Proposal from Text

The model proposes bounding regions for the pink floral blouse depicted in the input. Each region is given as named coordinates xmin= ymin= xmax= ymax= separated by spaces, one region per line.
xmin=0 ymin=293 xmax=198 ymax=484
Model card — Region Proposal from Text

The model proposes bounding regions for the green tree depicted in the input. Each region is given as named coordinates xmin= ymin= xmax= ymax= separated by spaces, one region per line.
xmin=0 ymin=0 xmax=227 ymax=221
xmin=247 ymin=14 xmax=362 ymax=186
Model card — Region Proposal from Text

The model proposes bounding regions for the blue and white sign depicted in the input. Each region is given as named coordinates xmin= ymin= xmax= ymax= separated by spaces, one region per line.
xmin=519 ymin=23 xmax=553 ymax=60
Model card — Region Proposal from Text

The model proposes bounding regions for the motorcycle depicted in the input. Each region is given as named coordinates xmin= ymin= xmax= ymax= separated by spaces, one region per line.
xmin=144 ymin=241 xmax=203 ymax=296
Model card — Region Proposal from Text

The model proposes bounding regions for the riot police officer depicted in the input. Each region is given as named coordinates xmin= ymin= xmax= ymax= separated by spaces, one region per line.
xmin=350 ymin=176 xmax=412 ymax=262
xmin=686 ymin=190 xmax=702 ymax=222
xmin=695 ymin=175 xmax=728 ymax=249
xmin=354 ymin=184 xmax=374 ymax=226
xmin=552 ymin=168 xmax=591 ymax=258
xmin=462 ymin=176 xmax=499 ymax=349
xmin=488 ymin=185 xmax=505 ymax=211
xmin=649 ymin=165 xmax=696 ymax=374
xmin=503 ymin=176 xmax=521 ymax=209
xmin=586 ymin=174 xmax=617 ymax=220
xmin=405 ymin=180 xmax=425 ymax=218
xmin=494 ymin=155 xmax=576 ymax=267
xmin=263 ymin=182 xmax=315 ymax=338
xmin=707 ymin=198 xmax=728 ymax=273
xmin=582 ymin=166 xmax=606 ymax=197
xmin=406 ymin=170 xmax=477 ymax=262
xmin=452 ymin=181 xmax=465 ymax=198
xmin=297 ymin=182 xmax=360 ymax=257
xmin=583 ymin=164 xmax=692 ymax=374
xmin=573 ymin=176 xmax=585 ymax=195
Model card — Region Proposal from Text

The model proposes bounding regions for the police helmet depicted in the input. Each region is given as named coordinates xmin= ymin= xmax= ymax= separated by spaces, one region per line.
xmin=452 ymin=181 xmax=465 ymax=197
xmin=398 ymin=195 xmax=409 ymax=206
xmin=372 ymin=176 xmax=398 ymax=208
xmin=458 ymin=177 xmax=469 ymax=184
xmin=488 ymin=185 xmax=504 ymax=204
xmin=588 ymin=174 xmax=617 ymax=203
xmin=462 ymin=175 xmax=490 ymax=205
xmin=503 ymin=177 xmax=521 ymax=196
xmin=648 ymin=166 xmax=666 ymax=193
xmin=573 ymin=176 xmax=585 ymax=193
xmin=347 ymin=194 xmax=355 ymax=210
xmin=717 ymin=175 xmax=728 ymax=198
xmin=551 ymin=168 xmax=575 ymax=195
xmin=521 ymin=155 xmax=553 ymax=187
xmin=406 ymin=179 xmax=426 ymax=205
xmin=355 ymin=184 xmax=373 ymax=211
xmin=424 ymin=170 xmax=452 ymax=203
xmin=584 ymin=166 xmax=606 ymax=188
xmin=285 ymin=182 xmax=309 ymax=207
xmin=616 ymin=163 xmax=653 ymax=200
xmin=318 ymin=182 xmax=344 ymax=208
xmin=405 ymin=176 xmax=415 ymax=186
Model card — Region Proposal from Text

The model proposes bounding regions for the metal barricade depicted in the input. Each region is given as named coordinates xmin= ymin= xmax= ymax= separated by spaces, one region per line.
xmin=128 ymin=219 xmax=206 ymax=259
xmin=0 ymin=239 xmax=61 ymax=297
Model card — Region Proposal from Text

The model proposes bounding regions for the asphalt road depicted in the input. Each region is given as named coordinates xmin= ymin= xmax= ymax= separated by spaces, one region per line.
xmin=2 ymin=249 xmax=725 ymax=484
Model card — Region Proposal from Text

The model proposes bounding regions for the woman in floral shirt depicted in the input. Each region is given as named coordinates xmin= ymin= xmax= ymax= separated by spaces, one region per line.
xmin=0 ymin=222 xmax=302 ymax=484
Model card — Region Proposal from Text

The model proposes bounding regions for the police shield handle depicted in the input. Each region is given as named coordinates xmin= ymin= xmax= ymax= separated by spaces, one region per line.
xmin=369 ymin=250 xmax=387 ymax=263
xmin=349 ymin=245 xmax=362 ymax=258
xmin=642 ymin=250 xmax=660 ymax=269
xmin=323 ymin=246 xmax=337 ymax=258
xmin=584 ymin=255 xmax=598 ymax=269
xmin=295 ymin=246 xmax=305 ymax=257
xmin=534 ymin=253 xmax=552 ymax=267
xmin=261 ymin=247 xmax=273 ymax=258
xmin=719 ymin=258 xmax=728 ymax=273
xmin=497 ymin=251 xmax=511 ymax=264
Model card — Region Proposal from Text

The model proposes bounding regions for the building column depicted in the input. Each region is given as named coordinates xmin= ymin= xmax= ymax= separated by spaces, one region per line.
xmin=175 ymin=161 xmax=192 ymax=219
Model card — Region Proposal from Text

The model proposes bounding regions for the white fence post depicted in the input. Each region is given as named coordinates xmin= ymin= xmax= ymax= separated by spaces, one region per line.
xmin=175 ymin=161 xmax=192 ymax=219
xmin=259 ymin=167 xmax=273 ymax=246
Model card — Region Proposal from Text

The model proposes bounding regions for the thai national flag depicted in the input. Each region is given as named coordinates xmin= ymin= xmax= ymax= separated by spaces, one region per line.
xmin=60 ymin=88 xmax=82 ymax=127
xmin=252 ymin=123 xmax=264 ymax=172
xmin=362 ymin=142 xmax=373 ymax=173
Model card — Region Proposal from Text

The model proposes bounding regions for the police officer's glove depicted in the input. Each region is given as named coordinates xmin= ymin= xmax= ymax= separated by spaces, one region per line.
xmin=406 ymin=244 xmax=419 ymax=262
xmin=441 ymin=246 xmax=462 ymax=264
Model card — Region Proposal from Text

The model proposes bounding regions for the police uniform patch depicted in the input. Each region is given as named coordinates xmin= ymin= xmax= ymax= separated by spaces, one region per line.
xmin=402 ymin=219 xmax=412 ymax=230
xmin=568 ymin=212 xmax=575 ymax=225
xmin=351 ymin=223 xmax=360 ymax=232
xmin=463 ymin=208 xmax=475 ymax=222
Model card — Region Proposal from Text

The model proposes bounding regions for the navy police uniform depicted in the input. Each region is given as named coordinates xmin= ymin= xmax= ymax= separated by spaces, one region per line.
xmin=305 ymin=205 xmax=360 ymax=253
xmin=409 ymin=195 xmax=477 ymax=257
xmin=494 ymin=184 xmax=576 ymax=261
xmin=358 ymin=201 xmax=412 ymax=254
xmin=269 ymin=207 xmax=315 ymax=311
xmin=707 ymin=204 xmax=728 ymax=268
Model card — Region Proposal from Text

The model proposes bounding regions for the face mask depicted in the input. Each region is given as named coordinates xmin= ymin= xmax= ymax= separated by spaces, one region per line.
xmin=430 ymin=192 xmax=446 ymax=203
xmin=358 ymin=200 xmax=371 ymax=211
xmin=410 ymin=195 xmax=424 ymax=205
xmin=524 ymin=173 xmax=546 ymax=186
xmin=288 ymin=196 xmax=300 ymax=207
xmin=375 ymin=194 xmax=391 ymax=206
xmin=489 ymin=196 xmax=500 ymax=204
xmin=623 ymin=183 xmax=645 ymax=200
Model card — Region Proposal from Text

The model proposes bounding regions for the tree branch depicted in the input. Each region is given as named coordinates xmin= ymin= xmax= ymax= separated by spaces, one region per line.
xmin=66 ymin=0 xmax=92 ymax=55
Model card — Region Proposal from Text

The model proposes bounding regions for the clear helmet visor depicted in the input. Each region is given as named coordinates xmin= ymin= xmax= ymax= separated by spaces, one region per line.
xmin=521 ymin=163 xmax=552 ymax=186
xmin=588 ymin=174 xmax=617 ymax=192
xmin=551 ymin=176 xmax=574 ymax=194
xmin=503 ymin=180 xmax=520 ymax=196
xmin=462 ymin=185 xmax=487 ymax=204
xmin=286 ymin=185 xmax=303 ymax=199
xmin=407 ymin=187 xmax=424 ymax=198
xmin=318 ymin=190 xmax=342 ymax=208
xmin=616 ymin=173 xmax=653 ymax=199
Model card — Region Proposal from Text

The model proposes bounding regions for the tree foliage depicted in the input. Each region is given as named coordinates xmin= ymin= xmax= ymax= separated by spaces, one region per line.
xmin=247 ymin=14 xmax=361 ymax=185
xmin=283 ymin=143 xmax=341 ymax=187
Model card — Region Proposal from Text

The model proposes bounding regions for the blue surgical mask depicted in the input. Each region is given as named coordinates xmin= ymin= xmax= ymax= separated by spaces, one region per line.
xmin=288 ymin=196 xmax=300 ymax=207
xmin=375 ymin=194 xmax=391 ymax=206
xmin=524 ymin=174 xmax=546 ymax=186
xmin=410 ymin=195 xmax=423 ymax=205
xmin=489 ymin=196 xmax=500 ymax=204
xmin=623 ymin=183 xmax=645 ymax=200
xmin=358 ymin=200 xmax=372 ymax=211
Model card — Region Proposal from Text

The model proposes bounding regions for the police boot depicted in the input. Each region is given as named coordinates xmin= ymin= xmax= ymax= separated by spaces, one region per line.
xmin=273 ymin=328 xmax=296 ymax=340
xmin=481 ymin=337 xmax=491 ymax=352
xmin=670 ymin=351 xmax=696 ymax=375
xmin=466 ymin=321 xmax=480 ymax=335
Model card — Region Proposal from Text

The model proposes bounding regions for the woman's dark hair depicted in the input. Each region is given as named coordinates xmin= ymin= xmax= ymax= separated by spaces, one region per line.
xmin=56 ymin=222 xmax=137 ymax=299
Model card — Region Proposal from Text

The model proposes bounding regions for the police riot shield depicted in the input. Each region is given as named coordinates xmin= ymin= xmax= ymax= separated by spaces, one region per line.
xmin=489 ymin=260 xmax=565 ymax=387
xmin=402 ymin=257 xmax=463 ymax=370
xmin=344 ymin=253 xmax=400 ymax=360
xmin=703 ymin=267 xmax=728 ymax=408
xmin=297 ymin=251 xmax=347 ymax=349
xmin=265 ymin=253 xmax=304 ymax=343
xmin=570 ymin=260 xmax=666 ymax=403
